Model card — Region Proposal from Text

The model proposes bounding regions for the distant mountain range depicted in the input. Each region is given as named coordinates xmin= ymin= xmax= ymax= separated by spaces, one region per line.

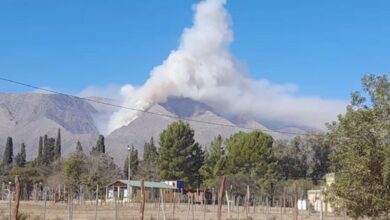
xmin=0 ymin=93 xmax=308 ymax=164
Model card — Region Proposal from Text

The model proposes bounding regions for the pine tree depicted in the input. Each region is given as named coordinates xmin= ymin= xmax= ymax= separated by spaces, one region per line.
xmin=92 ymin=135 xmax=105 ymax=153
xmin=15 ymin=143 xmax=27 ymax=167
xmin=2 ymin=137 xmax=13 ymax=166
xmin=38 ymin=136 xmax=43 ymax=158
xmin=143 ymin=137 xmax=158 ymax=165
xmin=159 ymin=121 xmax=204 ymax=188
xmin=54 ymin=128 xmax=61 ymax=159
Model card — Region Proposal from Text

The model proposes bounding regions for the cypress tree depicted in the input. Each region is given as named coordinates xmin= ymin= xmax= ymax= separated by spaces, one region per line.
xmin=54 ymin=128 xmax=61 ymax=159
xmin=43 ymin=137 xmax=55 ymax=164
xmin=43 ymin=135 xmax=48 ymax=156
xmin=38 ymin=136 xmax=43 ymax=158
xmin=143 ymin=137 xmax=158 ymax=165
xmin=15 ymin=143 xmax=26 ymax=167
xmin=76 ymin=141 xmax=83 ymax=153
xmin=21 ymin=142 xmax=26 ymax=163
xmin=93 ymin=135 xmax=105 ymax=153
xmin=2 ymin=137 xmax=13 ymax=165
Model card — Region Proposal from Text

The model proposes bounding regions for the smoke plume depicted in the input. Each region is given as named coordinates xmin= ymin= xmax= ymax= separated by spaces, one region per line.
xmin=108 ymin=0 xmax=346 ymax=133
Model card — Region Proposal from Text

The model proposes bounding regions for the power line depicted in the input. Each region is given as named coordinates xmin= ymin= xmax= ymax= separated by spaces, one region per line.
xmin=0 ymin=76 xmax=306 ymax=136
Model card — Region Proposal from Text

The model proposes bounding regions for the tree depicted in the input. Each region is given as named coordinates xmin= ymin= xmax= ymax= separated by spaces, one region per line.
xmin=9 ymin=166 xmax=42 ymax=198
xmin=38 ymin=136 xmax=43 ymax=158
xmin=54 ymin=128 xmax=61 ymax=160
xmin=123 ymin=145 xmax=139 ymax=179
xmin=159 ymin=121 xmax=204 ymax=188
xmin=15 ymin=143 xmax=27 ymax=167
xmin=143 ymin=137 xmax=158 ymax=166
xmin=327 ymin=74 xmax=390 ymax=218
xmin=81 ymin=153 xmax=122 ymax=190
xmin=200 ymin=135 xmax=226 ymax=187
xmin=3 ymin=137 xmax=13 ymax=166
xmin=43 ymin=137 xmax=55 ymax=164
xmin=274 ymin=132 xmax=331 ymax=182
xmin=225 ymin=131 xmax=279 ymax=198
xmin=64 ymin=156 xmax=85 ymax=191
xmin=92 ymin=135 xmax=105 ymax=154
xmin=76 ymin=141 xmax=83 ymax=153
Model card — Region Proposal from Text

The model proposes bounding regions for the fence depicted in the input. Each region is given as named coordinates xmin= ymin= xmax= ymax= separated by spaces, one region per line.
xmin=0 ymin=182 xmax=349 ymax=220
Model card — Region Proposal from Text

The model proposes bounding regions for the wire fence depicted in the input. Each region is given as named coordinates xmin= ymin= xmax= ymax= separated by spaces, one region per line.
xmin=0 ymin=182 xmax=351 ymax=220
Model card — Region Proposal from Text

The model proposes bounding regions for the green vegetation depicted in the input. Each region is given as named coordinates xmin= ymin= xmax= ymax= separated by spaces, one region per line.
xmin=327 ymin=74 xmax=390 ymax=218
xmin=92 ymin=135 xmax=106 ymax=154
xmin=3 ymin=136 xmax=13 ymax=166
xmin=0 ymin=74 xmax=387 ymax=219
xmin=158 ymin=121 xmax=204 ymax=188
xmin=14 ymin=143 xmax=27 ymax=167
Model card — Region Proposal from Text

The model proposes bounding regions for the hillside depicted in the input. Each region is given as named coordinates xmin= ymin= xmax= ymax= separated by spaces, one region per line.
xmin=0 ymin=93 xmax=304 ymax=163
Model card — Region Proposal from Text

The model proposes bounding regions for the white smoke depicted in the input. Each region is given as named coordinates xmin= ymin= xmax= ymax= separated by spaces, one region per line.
xmin=108 ymin=0 xmax=346 ymax=133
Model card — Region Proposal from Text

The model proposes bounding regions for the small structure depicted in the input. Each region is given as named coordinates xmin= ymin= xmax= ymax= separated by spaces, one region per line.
xmin=106 ymin=180 xmax=177 ymax=202
xmin=163 ymin=180 xmax=185 ymax=191
xmin=307 ymin=173 xmax=336 ymax=213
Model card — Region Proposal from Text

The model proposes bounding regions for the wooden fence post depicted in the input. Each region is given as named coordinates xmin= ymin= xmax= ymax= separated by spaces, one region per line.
xmin=95 ymin=184 xmax=99 ymax=220
xmin=12 ymin=176 xmax=21 ymax=220
xmin=216 ymin=176 xmax=225 ymax=220
xmin=140 ymin=180 xmax=145 ymax=220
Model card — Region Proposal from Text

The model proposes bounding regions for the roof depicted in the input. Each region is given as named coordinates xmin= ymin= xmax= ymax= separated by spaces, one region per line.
xmin=107 ymin=180 xmax=177 ymax=190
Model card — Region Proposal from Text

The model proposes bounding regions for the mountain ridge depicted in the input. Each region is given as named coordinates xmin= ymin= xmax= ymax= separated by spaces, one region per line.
xmin=0 ymin=92 xmax=308 ymax=164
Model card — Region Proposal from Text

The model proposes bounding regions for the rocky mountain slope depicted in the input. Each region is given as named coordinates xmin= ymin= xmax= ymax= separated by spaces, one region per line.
xmin=0 ymin=93 xmax=305 ymax=163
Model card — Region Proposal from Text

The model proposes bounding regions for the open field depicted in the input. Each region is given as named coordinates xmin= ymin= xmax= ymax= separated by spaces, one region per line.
xmin=0 ymin=201 xmax=348 ymax=220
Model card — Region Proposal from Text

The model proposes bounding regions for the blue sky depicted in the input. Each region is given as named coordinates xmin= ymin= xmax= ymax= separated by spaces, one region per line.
xmin=0 ymin=0 xmax=389 ymax=100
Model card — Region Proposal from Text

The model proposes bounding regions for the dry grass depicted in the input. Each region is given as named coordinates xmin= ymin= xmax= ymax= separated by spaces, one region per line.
xmin=0 ymin=201 xmax=347 ymax=220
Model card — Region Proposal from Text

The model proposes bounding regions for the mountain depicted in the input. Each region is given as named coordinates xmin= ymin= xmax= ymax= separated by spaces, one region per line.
xmin=0 ymin=93 xmax=101 ymax=160
xmin=0 ymin=93 xmax=306 ymax=164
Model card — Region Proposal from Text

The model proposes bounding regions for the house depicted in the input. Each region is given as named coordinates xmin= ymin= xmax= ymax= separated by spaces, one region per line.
xmin=106 ymin=180 xmax=178 ymax=202
xmin=307 ymin=173 xmax=336 ymax=213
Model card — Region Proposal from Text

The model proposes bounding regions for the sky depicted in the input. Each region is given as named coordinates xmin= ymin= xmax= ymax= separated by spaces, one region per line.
xmin=0 ymin=0 xmax=389 ymax=100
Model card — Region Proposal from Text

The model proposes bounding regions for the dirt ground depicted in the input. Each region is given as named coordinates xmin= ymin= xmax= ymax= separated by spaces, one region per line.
xmin=0 ymin=201 xmax=348 ymax=220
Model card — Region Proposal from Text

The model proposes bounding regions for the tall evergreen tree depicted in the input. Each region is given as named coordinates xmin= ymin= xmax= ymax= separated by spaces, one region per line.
xmin=2 ymin=137 xmax=13 ymax=166
xmin=15 ymin=143 xmax=27 ymax=167
xmin=123 ymin=145 xmax=139 ymax=179
xmin=159 ymin=121 xmax=204 ymax=188
xmin=225 ymin=131 xmax=279 ymax=198
xmin=76 ymin=141 xmax=83 ymax=153
xmin=38 ymin=136 xmax=43 ymax=158
xmin=143 ymin=137 xmax=158 ymax=165
xmin=43 ymin=135 xmax=48 ymax=150
xmin=92 ymin=135 xmax=105 ymax=153
xmin=43 ymin=137 xmax=55 ymax=164
xmin=54 ymin=128 xmax=61 ymax=159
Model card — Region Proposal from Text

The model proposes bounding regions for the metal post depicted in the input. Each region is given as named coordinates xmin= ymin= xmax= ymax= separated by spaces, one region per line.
xmin=8 ymin=181 xmax=11 ymax=220
xmin=127 ymin=145 xmax=131 ymax=203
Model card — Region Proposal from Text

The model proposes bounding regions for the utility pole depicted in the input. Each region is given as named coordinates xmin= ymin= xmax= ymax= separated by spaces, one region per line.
xmin=127 ymin=145 xmax=132 ymax=203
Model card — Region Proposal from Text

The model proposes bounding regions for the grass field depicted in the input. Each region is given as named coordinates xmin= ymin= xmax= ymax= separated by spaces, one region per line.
xmin=0 ymin=201 xmax=347 ymax=220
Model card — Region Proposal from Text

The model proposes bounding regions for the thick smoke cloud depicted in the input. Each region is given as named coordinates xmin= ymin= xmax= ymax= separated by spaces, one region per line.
xmin=108 ymin=0 xmax=346 ymax=133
